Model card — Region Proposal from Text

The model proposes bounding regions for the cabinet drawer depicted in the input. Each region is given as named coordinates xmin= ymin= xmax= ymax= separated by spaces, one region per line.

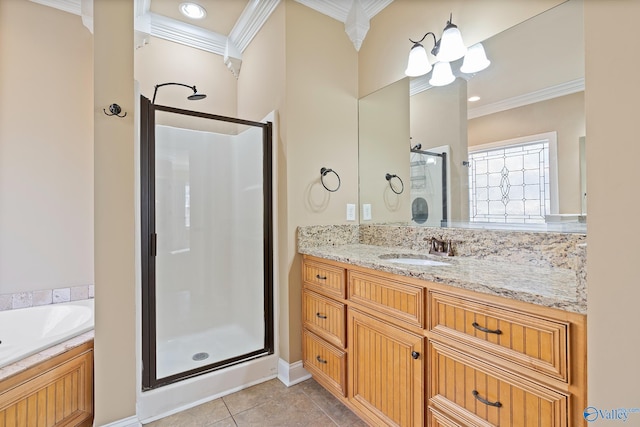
xmin=429 ymin=291 xmax=568 ymax=382
xmin=302 ymin=330 xmax=347 ymax=397
xmin=428 ymin=408 xmax=465 ymax=427
xmin=348 ymin=271 xmax=425 ymax=328
xmin=303 ymin=259 xmax=346 ymax=298
xmin=303 ymin=289 xmax=346 ymax=348
xmin=429 ymin=340 xmax=568 ymax=427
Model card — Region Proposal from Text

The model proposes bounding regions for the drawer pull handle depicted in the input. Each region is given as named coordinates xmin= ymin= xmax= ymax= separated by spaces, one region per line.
xmin=472 ymin=390 xmax=502 ymax=407
xmin=411 ymin=351 xmax=420 ymax=360
xmin=472 ymin=322 xmax=502 ymax=335
xmin=316 ymin=312 xmax=328 ymax=319
xmin=316 ymin=274 xmax=327 ymax=280
xmin=316 ymin=355 xmax=328 ymax=364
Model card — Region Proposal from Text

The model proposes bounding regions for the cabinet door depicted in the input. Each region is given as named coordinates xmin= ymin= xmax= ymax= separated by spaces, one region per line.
xmin=348 ymin=309 xmax=423 ymax=427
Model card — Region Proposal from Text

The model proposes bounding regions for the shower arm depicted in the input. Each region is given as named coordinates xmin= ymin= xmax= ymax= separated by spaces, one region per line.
xmin=152 ymin=82 xmax=198 ymax=104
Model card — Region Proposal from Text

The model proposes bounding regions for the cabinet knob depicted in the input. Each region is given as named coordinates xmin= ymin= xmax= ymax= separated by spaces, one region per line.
xmin=316 ymin=355 xmax=328 ymax=364
xmin=316 ymin=312 xmax=328 ymax=319
xmin=411 ymin=351 xmax=420 ymax=360
xmin=316 ymin=274 xmax=327 ymax=280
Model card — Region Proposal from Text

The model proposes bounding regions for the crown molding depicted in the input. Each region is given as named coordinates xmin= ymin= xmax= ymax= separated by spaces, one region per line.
xmin=30 ymin=0 xmax=80 ymax=15
xmin=230 ymin=0 xmax=281 ymax=53
xmin=467 ymin=77 xmax=585 ymax=119
xmin=409 ymin=77 xmax=432 ymax=97
xmin=295 ymin=0 xmax=392 ymax=50
xmin=295 ymin=0 xmax=392 ymax=23
xmin=345 ymin=0 xmax=369 ymax=51
xmin=149 ymin=13 xmax=227 ymax=55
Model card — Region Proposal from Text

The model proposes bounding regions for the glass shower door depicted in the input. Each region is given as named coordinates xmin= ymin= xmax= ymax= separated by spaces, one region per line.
xmin=141 ymin=97 xmax=273 ymax=389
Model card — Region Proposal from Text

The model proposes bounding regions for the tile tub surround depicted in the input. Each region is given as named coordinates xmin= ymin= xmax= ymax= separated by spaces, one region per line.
xmin=297 ymin=225 xmax=587 ymax=314
xmin=0 ymin=284 xmax=94 ymax=311
xmin=0 ymin=330 xmax=94 ymax=381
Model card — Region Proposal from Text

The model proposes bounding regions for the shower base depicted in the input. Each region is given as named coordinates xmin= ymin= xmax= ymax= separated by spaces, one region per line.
xmin=156 ymin=323 xmax=263 ymax=379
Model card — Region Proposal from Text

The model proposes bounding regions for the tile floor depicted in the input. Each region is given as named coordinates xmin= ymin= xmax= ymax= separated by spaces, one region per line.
xmin=144 ymin=378 xmax=368 ymax=427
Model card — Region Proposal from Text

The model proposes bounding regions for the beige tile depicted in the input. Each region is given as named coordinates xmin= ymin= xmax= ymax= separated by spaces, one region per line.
xmin=183 ymin=398 xmax=231 ymax=424
xmin=222 ymin=378 xmax=294 ymax=415
xmin=209 ymin=417 xmax=237 ymax=427
xmin=53 ymin=288 xmax=70 ymax=303
xmin=32 ymin=290 xmax=52 ymax=306
xmin=297 ymin=380 xmax=362 ymax=427
xmin=12 ymin=292 xmax=32 ymax=309
xmin=0 ymin=294 xmax=11 ymax=311
xmin=146 ymin=399 xmax=231 ymax=427
xmin=144 ymin=378 xmax=366 ymax=427
xmin=232 ymin=391 xmax=336 ymax=427
xmin=70 ymin=285 xmax=89 ymax=301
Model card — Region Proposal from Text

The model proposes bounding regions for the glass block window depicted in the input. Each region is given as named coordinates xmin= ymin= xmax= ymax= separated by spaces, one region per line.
xmin=469 ymin=138 xmax=552 ymax=224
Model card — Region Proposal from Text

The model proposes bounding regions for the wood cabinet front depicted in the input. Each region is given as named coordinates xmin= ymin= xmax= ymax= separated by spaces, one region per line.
xmin=302 ymin=289 xmax=346 ymax=348
xmin=348 ymin=308 xmax=424 ymax=427
xmin=302 ymin=259 xmax=346 ymax=298
xmin=302 ymin=330 xmax=347 ymax=397
xmin=429 ymin=340 xmax=568 ymax=427
xmin=301 ymin=255 xmax=586 ymax=427
xmin=430 ymin=290 xmax=569 ymax=382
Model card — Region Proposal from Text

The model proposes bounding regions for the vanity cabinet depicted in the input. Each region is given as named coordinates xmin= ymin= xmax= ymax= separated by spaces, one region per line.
xmin=301 ymin=255 xmax=587 ymax=427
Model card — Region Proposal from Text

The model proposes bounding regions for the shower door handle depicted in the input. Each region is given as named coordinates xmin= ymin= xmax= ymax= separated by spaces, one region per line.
xmin=150 ymin=233 xmax=157 ymax=257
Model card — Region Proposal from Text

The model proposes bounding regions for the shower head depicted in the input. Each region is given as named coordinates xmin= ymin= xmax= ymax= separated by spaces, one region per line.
xmin=152 ymin=82 xmax=207 ymax=104
xmin=187 ymin=91 xmax=207 ymax=101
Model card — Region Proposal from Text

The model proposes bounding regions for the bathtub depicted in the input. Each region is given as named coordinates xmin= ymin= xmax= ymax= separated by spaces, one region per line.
xmin=0 ymin=299 xmax=94 ymax=368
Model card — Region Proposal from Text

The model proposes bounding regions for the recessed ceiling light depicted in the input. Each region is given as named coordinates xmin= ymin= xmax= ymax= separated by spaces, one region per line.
xmin=179 ymin=2 xmax=207 ymax=20
xmin=468 ymin=96 xmax=481 ymax=102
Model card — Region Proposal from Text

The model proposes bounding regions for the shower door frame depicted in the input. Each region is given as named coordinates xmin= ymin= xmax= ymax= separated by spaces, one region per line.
xmin=140 ymin=95 xmax=274 ymax=390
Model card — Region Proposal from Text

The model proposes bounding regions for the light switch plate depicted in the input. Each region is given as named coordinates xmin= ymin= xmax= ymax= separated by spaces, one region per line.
xmin=362 ymin=204 xmax=372 ymax=220
xmin=346 ymin=204 xmax=356 ymax=221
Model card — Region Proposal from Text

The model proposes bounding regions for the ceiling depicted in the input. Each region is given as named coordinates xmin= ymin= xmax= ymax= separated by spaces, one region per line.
xmin=149 ymin=0 xmax=251 ymax=35
xmin=32 ymin=0 xmax=582 ymax=110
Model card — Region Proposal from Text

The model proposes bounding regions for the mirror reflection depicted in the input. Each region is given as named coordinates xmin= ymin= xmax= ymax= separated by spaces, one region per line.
xmin=358 ymin=0 xmax=585 ymax=232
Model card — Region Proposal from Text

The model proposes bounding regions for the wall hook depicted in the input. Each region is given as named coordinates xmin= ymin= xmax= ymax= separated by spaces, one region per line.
xmin=103 ymin=103 xmax=127 ymax=118
xmin=385 ymin=173 xmax=404 ymax=194
xmin=320 ymin=167 xmax=341 ymax=192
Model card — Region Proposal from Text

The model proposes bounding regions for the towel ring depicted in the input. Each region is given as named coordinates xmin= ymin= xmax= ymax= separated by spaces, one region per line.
xmin=320 ymin=167 xmax=341 ymax=192
xmin=385 ymin=173 xmax=404 ymax=195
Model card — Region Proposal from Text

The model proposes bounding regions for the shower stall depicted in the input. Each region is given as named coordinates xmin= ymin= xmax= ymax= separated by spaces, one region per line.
xmin=139 ymin=95 xmax=274 ymax=392
xmin=409 ymin=146 xmax=448 ymax=226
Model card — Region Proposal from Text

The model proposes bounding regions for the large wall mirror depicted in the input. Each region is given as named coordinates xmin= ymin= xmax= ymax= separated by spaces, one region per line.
xmin=358 ymin=0 xmax=585 ymax=233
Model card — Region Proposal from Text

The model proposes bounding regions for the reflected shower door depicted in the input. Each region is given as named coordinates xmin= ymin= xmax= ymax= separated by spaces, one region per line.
xmin=141 ymin=97 xmax=273 ymax=389
xmin=410 ymin=149 xmax=447 ymax=226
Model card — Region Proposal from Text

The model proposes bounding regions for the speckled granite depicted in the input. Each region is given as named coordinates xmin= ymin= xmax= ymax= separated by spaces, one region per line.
xmin=0 ymin=330 xmax=94 ymax=381
xmin=359 ymin=224 xmax=586 ymax=271
xmin=297 ymin=224 xmax=587 ymax=314
xmin=296 ymin=224 xmax=359 ymax=249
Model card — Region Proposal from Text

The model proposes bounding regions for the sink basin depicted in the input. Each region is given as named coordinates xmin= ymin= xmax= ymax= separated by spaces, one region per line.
xmin=383 ymin=257 xmax=450 ymax=267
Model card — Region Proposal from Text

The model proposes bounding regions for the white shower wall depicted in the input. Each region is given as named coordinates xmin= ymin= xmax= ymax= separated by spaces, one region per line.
xmin=154 ymin=124 xmax=265 ymax=370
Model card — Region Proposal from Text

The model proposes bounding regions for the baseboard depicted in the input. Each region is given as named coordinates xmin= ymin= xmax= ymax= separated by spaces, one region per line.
xmin=97 ymin=415 xmax=141 ymax=427
xmin=277 ymin=358 xmax=311 ymax=387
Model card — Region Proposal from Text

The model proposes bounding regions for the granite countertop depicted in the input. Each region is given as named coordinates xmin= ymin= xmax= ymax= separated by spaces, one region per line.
xmin=300 ymin=244 xmax=585 ymax=314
